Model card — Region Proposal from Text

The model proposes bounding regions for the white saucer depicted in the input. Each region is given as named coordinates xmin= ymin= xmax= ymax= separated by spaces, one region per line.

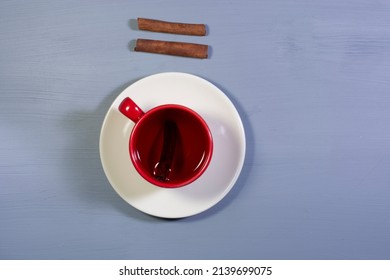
xmin=99 ymin=72 xmax=246 ymax=218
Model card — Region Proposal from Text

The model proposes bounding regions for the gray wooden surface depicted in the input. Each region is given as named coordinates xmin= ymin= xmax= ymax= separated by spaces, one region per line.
xmin=1 ymin=0 xmax=390 ymax=259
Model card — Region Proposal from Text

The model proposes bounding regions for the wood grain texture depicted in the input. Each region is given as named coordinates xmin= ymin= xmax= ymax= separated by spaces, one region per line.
xmin=1 ymin=0 xmax=390 ymax=260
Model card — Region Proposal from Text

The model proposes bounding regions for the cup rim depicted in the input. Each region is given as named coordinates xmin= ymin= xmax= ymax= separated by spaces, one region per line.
xmin=129 ymin=104 xmax=213 ymax=188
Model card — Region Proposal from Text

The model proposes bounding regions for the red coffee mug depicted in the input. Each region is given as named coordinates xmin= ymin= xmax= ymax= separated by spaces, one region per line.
xmin=119 ymin=97 xmax=213 ymax=188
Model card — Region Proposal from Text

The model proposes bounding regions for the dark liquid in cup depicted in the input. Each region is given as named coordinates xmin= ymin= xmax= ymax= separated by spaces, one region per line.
xmin=130 ymin=107 xmax=212 ymax=188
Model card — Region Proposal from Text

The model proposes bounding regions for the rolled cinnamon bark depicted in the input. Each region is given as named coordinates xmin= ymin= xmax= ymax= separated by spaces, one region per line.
xmin=135 ymin=39 xmax=208 ymax=59
xmin=137 ymin=18 xmax=207 ymax=36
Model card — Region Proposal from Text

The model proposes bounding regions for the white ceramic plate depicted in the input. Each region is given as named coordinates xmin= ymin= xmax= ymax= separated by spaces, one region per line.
xmin=99 ymin=72 xmax=246 ymax=218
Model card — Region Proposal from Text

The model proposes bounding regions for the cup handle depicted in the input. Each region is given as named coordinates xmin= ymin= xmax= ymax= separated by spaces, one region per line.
xmin=118 ymin=97 xmax=145 ymax=122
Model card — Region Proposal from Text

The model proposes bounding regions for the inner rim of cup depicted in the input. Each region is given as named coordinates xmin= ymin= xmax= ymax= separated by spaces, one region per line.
xmin=129 ymin=104 xmax=213 ymax=188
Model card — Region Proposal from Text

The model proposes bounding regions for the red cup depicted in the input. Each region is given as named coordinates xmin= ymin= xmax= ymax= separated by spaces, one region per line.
xmin=119 ymin=97 xmax=213 ymax=188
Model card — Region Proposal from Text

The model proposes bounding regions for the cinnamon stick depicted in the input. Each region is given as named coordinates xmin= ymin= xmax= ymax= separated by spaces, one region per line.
xmin=137 ymin=18 xmax=207 ymax=36
xmin=135 ymin=39 xmax=208 ymax=59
